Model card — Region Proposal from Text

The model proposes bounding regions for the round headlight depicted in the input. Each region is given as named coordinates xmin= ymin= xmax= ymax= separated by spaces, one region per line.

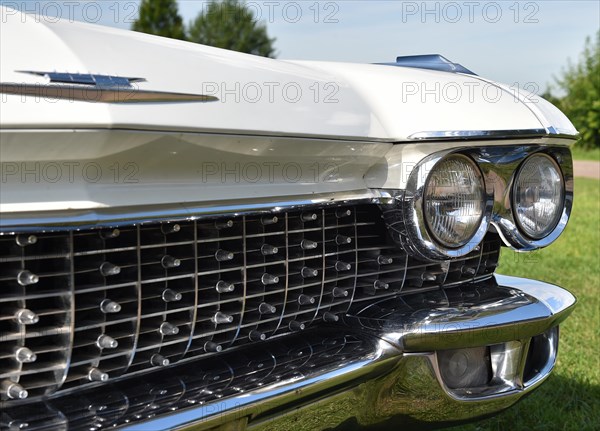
xmin=513 ymin=153 xmax=564 ymax=239
xmin=424 ymin=154 xmax=485 ymax=248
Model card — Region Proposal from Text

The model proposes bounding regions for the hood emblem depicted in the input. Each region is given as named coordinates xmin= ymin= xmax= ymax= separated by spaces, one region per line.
xmin=18 ymin=71 xmax=147 ymax=88
xmin=0 ymin=71 xmax=218 ymax=103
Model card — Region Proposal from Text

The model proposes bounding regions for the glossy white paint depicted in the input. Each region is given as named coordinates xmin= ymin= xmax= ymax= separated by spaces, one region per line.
xmin=0 ymin=7 xmax=577 ymax=214
xmin=0 ymin=129 xmax=391 ymax=212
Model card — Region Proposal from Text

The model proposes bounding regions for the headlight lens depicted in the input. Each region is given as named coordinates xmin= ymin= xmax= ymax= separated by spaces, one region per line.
xmin=513 ymin=153 xmax=564 ymax=239
xmin=424 ymin=155 xmax=485 ymax=248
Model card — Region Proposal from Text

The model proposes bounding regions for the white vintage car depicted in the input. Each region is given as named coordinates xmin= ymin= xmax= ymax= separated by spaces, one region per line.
xmin=0 ymin=6 xmax=577 ymax=431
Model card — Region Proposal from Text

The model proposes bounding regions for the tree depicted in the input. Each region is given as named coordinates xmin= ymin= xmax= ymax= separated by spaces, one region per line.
xmin=188 ymin=0 xmax=276 ymax=58
xmin=552 ymin=31 xmax=600 ymax=149
xmin=132 ymin=0 xmax=186 ymax=41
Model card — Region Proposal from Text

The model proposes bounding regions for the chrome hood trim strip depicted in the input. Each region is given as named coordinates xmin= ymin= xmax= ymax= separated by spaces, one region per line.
xmin=0 ymin=190 xmax=393 ymax=233
xmin=0 ymin=83 xmax=219 ymax=104
xmin=408 ymin=128 xmax=578 ymax=141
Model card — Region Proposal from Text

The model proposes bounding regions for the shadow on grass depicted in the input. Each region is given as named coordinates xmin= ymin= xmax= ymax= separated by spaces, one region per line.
xmin=446 ymin=373 xmax=600 ymax=431
xmin=316 ymin=373 xmax=600 ymax=431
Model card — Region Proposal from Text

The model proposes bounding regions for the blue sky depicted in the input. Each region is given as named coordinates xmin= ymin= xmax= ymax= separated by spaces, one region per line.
xmin=2 ymin=1 xmax=598 ymax=92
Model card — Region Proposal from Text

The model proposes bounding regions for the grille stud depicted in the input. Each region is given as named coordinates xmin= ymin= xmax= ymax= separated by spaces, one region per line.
xmin=17 ymin=270 xmax=39 ymax=286
xmin=150 ymin=354 xmax=170 ymax=367
xmin=261 ymin=216 xmax=278 ymax=225
xmin=215 ymin=220 xmax=234 ymax=230
xmin=261 ymin=274 xmax=279 ymax=285
xmin=96 ymin=334 xmax=118 ymax=349
xmin=332 ymin=287 xmax=349 ymax=298
xmin=87 ymin=368 xmax=109 ymax=382
xmin=100 ymin=299 xmax=121 ymax=314
xmin=258 ymin=303 xmax=277 ymax=315
xmin=15 ymin=234 xmax=37 ymax=247
xmin=159 ymin=322 xmax=179 ymax=336
xmin=99 ymin=262 xmax=121 ymax=276
xmin=260 ymin=244 xmax=278 ymax=256
xmin=323 ymin=312 xmax=339 ymax=323
xmin=335 ymin=235 xmax=352 ymax=245
xmin=336 ymin=209 xmax=352 ymax=218
xmin=212 ymin=312 xmax=234 ymax=325
xmin=301 ymin=212 xmax=318 ymax=222
xmin=161 ymin=255 xmax=181 ymax=269
xmin=334 ymin=261 xmax=351 ymax=272
xmin=204 ymin=341 xmax=223 ymax=353
xmin=374 ymin=280 xmax=389 ymax=290
xmin=1 ymin=381 xmax=28 ymax=399
xmin=14 ymin=309 xmax=39 ymax=325
xmin=215 ymin=249 xmax=234 ymax=262
xmin=15 ymin=347 xmax=37 ymax=363
xmin=162 ymin=289 xmax=182 ymax=302
xmin=300 ymin=239 xmax=318 ymax=250
xmin=215 ymin=281 xmax=235 ymax=293
xmin=297 ymin=294 xmax=316 ymax=305
xmin=249 ymin=330 xmax=267 ymax=341
xmin=377 ymin=255 xmax=393 ymax=265
xmin=301 ymin=267 xmax=318 ymax=278
xmin=161 ymin=223 xmax=181 ymax=234
xmin=289 ymin=321 xmax=305 ymax=331
xmin=99 ymin=229 xmax=120 ymax=239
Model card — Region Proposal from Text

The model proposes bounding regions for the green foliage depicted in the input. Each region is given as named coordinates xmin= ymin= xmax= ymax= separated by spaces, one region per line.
xmin=553 ymin=32 xmax=600 ymax=150
xmin=450 ymin=178 xmax=600 ymax=430
xmin=188 ymin=0 xmax=276 ymax=58
xmin=132 ymin=0 xmax=186 ymax=40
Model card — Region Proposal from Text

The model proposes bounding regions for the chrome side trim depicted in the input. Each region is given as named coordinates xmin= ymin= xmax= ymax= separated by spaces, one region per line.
xmin=0 ymin=189 xmax=393 ymax=233
xmin=408 ymin=128 xmax=578 ymax=141
xmin=0 ymin=83 xmax=219 ymax=104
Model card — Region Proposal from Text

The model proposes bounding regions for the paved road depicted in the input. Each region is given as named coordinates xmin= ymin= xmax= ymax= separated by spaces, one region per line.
xmin=573 ymin=161 xmax=600 ymax=179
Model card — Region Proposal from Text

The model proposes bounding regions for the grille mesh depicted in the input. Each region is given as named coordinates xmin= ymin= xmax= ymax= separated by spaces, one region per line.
xmin=0 ymin=204 xmax=501 ymax=400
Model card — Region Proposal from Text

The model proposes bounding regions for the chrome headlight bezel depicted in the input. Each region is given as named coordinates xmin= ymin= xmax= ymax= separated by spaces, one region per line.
xmin=380 ymin=145 xmax=573 ymax=260
xmin=472 ymin=146 xmax=573 ymax=251
xmin=511 ymin=153 xmax=565 ymax=240
xmin=492 ymin=147 xmax=574 ymax=251
xmin=402 ymin=151 xmax=494 ymax=260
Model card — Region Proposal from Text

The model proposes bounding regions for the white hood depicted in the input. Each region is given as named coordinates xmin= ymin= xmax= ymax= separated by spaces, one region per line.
xmin=0 ymin=6 xmax=576 ymax=141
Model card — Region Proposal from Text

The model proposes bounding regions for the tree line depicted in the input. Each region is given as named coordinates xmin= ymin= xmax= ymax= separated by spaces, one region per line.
xmin=132 ymin=0 xmax=275 ymax=58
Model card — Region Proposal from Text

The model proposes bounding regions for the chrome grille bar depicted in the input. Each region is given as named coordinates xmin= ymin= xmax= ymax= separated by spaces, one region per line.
xmin=0 ymin=204 xmax=501 ymax=401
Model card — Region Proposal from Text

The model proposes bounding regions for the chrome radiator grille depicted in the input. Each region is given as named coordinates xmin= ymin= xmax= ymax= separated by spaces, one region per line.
xmin=0 ymin=205 xmax=501 ymax=401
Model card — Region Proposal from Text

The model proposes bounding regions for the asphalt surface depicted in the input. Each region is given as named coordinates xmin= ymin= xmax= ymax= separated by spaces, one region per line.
xmin=573 ymin=161 xmax=600 ymax=179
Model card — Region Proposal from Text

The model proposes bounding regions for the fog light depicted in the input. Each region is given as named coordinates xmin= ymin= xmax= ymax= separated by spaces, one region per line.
xmin=437 ymin=346 xmax=491 ymax=389
xmin=513 ymin=153 xmax=564 ymax=239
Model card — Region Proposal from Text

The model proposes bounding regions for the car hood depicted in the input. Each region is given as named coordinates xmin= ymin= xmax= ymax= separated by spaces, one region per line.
xmin=0 ymin=6 xmax=576 ymax=141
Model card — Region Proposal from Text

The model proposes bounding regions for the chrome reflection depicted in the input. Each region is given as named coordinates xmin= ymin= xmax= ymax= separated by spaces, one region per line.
xmin=381 ymin=145 xmax=574 ymax=256
xmin=0 ymin=330 xmax=388 ymax=431
xmin=0 ymin=276 xmax=575 ymax=431
xmin=343 ymin=274 xmax=576 ymax=351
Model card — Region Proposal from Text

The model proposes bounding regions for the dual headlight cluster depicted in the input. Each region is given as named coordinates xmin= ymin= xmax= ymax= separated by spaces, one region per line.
xmin=405 ymin=149 xmax=569 ymax=260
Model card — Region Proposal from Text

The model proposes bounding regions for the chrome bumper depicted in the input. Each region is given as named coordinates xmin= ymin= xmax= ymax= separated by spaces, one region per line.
xmin=1 ymin=275 xmax=575 ymax=431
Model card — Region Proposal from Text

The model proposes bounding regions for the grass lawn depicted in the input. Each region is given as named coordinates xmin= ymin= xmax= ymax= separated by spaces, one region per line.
xmin=570 ymin=145 xmax=600 ymax=162
xmin=448 ymin=177 xmax=600 ymax=431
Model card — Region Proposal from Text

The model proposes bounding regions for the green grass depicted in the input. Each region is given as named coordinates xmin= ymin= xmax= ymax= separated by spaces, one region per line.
xmin=570 ymin=145 xmax=600 ymax=161
xmin=448 ymin=177 xmax=600 ymax=431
